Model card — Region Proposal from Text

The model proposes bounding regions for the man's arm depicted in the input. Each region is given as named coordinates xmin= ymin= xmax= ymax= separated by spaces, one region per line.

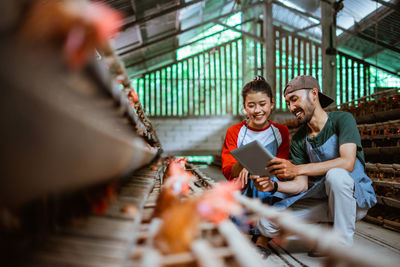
xmin=268 ymin=143 xmax=357 ymax=179
xmin=252 ymin=175 xmax=308 ymax=194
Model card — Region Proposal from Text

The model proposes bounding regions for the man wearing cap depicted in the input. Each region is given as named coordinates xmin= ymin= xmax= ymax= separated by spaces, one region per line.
xmin=252 ymin=75 xmax=376 ymax=248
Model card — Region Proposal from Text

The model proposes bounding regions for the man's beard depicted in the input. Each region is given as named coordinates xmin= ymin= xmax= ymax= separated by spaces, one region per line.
xmin=298 ymin=112 xmax=313 ymax=125
xmin=298 ymin=93 xmax=314 ymax=125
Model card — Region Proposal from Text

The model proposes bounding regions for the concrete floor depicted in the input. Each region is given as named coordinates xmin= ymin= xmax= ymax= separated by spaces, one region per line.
xmin=195 ymin=163 xmax=227 ymax=182
xmin=198 ymin=164 xmax=400 ymax=266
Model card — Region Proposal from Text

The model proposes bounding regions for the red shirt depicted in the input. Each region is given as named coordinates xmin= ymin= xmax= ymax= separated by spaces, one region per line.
xmin=221 ymin=120 xmax=290 ymax=181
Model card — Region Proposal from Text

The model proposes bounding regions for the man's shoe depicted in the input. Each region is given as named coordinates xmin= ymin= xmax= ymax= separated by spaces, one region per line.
xmin=256 ymin=244 xmax=272 ymax=259
xmin=253 ymin=235 xmax=272 ymax=259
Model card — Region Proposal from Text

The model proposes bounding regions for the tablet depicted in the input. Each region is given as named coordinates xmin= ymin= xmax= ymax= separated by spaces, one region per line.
xmin=230 ymin=140 xmax=275 ymax=176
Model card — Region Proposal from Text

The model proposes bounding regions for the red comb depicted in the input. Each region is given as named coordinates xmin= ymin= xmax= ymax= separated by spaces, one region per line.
xmin=197 ymin=182 xmax=242 ymax=224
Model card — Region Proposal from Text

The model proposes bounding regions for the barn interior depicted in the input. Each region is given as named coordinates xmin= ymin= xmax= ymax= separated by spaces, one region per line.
xmin=1 ymin=0 xmax=400 ymax=266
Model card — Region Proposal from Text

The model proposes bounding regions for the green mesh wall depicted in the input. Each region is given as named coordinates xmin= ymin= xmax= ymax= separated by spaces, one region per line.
xmin=132 ymin=29 xmax=400 ymax=116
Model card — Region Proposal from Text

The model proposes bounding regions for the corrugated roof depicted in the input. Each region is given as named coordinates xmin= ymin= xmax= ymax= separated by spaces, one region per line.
xmin=104 ymin=0 xmax=400 ymax=77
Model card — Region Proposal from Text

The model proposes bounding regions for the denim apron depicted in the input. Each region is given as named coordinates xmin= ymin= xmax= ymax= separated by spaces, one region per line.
xmin=240 ymin=125 xmax=288 ymax=205
xmin=273 ymin=120 xmax=377 ymax=210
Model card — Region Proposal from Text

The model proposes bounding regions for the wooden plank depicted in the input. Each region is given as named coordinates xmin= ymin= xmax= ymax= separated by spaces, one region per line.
xmin=377 ymin=196 xmax=400 ymax=209
xmin=191 ymin=240 xmax=225 ymax=267
xmin=33 ymin=250 xmax=122 ymax=267
xmin=42 ymin=235 xmax=127 ymax=259
xmin=355 ymin=221 xmax=400 ymax=254
xmin=61 ymin=216 xmax=137 ymax=241
xmin=218 ymin=221 xmax=266 ymax=267
xmin=141 ymin=248 xmax=162 ymax=267
xmin=268 ymin=239 xmax=312 ymax=267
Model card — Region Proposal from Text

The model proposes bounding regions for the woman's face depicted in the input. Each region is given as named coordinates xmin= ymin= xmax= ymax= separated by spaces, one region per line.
xmin=244 ymin=91 xmax=273 ymax=129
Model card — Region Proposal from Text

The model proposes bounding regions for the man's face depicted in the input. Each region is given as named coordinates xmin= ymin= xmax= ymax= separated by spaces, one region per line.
xmin=285 ymin=89 xmax=316 ymax=124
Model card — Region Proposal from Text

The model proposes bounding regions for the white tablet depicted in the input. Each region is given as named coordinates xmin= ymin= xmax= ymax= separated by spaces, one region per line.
xmin=230 ymin=140 xmax=275 ymax=176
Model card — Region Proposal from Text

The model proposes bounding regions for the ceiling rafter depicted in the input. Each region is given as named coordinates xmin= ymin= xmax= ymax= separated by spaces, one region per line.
xmin=273 ymin=0 xmax=400 ymax=55
xmin=363 ymin=39 xmax=400 ymax=59
xmin=214 ymin=21 xmax=263 ymax=42
xmin=119 ymin=1 xmax=262 ymax=57
xmin=130 ymin=37 xmax=241 ymax=78
xmin=337 ymin=26 xmax=400 ymax=54
xmin=371 ymin=0 xmax=400 ymax=11
xmin=337 ymin=4 xmax=395 ymax=46
xmin=277 ymin=23 xmax=321 ymax=40
xmin=126 ymin=18 xmax=256 ymax=70
xmin=123 ymin=0 xmax=204 ymax=29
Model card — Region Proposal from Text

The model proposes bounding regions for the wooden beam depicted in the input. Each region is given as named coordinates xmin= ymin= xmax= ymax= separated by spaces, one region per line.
xmin=337 ymin=5 xmax=394 ymax=46
xmin=321 ymin=0 xmax=337 ymax=101
xmin=371 ymin=0 xmax=399 ymax=10
xmin=125 ymin=18 xmax=256 ymax=69
xmin=215 ymin=21 xmax=263 ymax=42
xmin=273 ymin=0 xmax=397 ymax=55
xmin=337 ymin=26 xmax=400 ymax=54
xmin=338 ymin=51 xmax=400 ymax=77
xmin=272 ymin=0 xmax=320 ymax=21
xmin=119 ymin=2 xmax=263 ymax=57
xmin=363 ymin=39 xmax=400 ymax=59
xmin=128 ymin=38 xmax=241 ymax=78
xmin=277 ymin=23 xmax=321 ymax=40
xmin=263 ymin=0 xmax=275 ymax=90
xmin=123 ymin=0 xmax=204 ymax=29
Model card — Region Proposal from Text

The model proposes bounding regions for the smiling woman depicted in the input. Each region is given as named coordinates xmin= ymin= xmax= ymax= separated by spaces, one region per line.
xmin=221 ymin=76 xmax=290 ymax=197
xmin=221 ymin=75 xmax=290 ymax=256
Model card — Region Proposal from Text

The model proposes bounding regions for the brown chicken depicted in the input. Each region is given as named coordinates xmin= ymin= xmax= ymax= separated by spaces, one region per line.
xmin=163 ymin=157 xmax=188 ymax=181
xmin=20 ymin=0 xmax=122 ymax=69
xmin=153 ymin=181 xmax=242 ymax=255
xmin=152 ymin=160 xmax=193 ymax=219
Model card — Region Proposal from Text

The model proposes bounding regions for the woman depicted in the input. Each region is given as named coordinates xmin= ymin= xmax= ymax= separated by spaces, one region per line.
xmin=221 ymin=75 xmax=290 ymax=257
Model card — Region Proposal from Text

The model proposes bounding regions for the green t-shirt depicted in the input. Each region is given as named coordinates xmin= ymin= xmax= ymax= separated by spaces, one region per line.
xmin=290 ymin=111 xmax=365 ymax=166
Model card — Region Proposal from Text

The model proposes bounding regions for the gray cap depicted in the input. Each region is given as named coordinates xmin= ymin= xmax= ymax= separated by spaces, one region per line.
xmin=284 ymin=75 xmax=334 ymax=108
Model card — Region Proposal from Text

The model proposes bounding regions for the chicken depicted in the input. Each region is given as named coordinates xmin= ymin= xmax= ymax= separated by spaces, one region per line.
xmin=153 ymin=197 xmax=200 ymax=255
xmin=128 ymin=89 xmax=139 ymax=105
xmin=86 ymin=180 xmax=118 ymax=216
xmin=153 ymin=181 xmax=242 ymax=255
xmin=20 ymin=0 xmax=122 ymax=69
xmin=152 ymin=160 xmax=193 ymax=219
xmin=197 ymin=181 xmax=242 ymax=224
xmin=163 ymin=157 xmax=188 ymax=181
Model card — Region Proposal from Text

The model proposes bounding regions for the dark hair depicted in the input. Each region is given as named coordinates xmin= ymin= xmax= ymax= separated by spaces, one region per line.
xmin=242 ymin=75 xmax=274 ymax=103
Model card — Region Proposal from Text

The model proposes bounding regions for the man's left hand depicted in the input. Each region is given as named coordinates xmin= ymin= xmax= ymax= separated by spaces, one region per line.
xmin=267 ymin=158 xmax=299 ymax=179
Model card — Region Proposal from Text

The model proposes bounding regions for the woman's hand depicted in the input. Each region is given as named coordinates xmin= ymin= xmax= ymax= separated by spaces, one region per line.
xmin=250 ymin=175 xmax=274 ymax=192
xmin=233 ymin=168 xmax=249 ymax=189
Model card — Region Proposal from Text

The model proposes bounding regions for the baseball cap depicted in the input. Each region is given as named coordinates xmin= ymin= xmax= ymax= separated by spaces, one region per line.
xmin=284 ymin=75 xmax=334 ymax=108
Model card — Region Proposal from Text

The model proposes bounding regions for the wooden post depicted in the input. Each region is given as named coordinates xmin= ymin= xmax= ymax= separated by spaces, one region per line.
xmin=321 ymin=0 xmax=337 ymax=103
xmin=263 ymin=0 xmax=275 ymax=91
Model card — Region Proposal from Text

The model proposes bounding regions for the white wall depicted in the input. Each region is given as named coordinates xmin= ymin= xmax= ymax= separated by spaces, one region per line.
xmin=151 ymin=115 xmax=242 ymax=156
xmin=150 ymin=112 xmax=293 ymax=156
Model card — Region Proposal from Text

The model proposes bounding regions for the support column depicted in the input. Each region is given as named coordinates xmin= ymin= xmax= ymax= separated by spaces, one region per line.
xmin=241 ymin=10 xmax=251 ymax=85
xmin=321 ymin=0 xmax=337 ymax=103
xmin=263 ymin=0 xmax=275 ymax=91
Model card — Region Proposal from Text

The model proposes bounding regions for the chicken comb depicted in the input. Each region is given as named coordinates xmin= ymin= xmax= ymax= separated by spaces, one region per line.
xmin=197 ymin=181 xmax=242 ymax=224
xmin=164 ymin=162 xmax=193 ymax=195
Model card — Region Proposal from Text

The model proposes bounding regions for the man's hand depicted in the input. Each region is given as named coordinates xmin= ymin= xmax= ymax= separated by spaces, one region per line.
xmin=250 ymin=175 xmax=274 ymax=192
xmin=233 ymin=168 xmax=249 ymax=189
xmin=267 ymin=158 xmax=299 ymax=179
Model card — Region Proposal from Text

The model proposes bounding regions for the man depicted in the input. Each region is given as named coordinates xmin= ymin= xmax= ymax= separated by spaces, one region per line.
xmin=252 ymin=75 xmax=376 ymax=248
